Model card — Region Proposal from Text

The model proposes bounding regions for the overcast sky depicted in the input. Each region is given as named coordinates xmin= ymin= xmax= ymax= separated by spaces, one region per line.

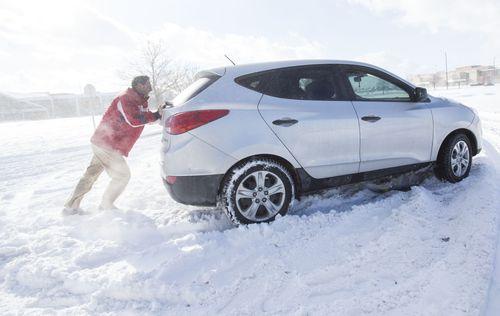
xmin=1 ymin=0 xmax=499 ymax=93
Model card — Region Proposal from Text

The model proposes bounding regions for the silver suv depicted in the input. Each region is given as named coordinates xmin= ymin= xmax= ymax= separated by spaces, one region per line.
xmin=161 ymin=60 xmax=482 ymax=224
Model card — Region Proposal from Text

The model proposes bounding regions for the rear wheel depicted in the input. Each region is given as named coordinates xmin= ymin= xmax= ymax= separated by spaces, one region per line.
xmin=435 ymin=133 xmax=472 ymax=183
xmin=219 ymin=159 xmax=294 ymax=225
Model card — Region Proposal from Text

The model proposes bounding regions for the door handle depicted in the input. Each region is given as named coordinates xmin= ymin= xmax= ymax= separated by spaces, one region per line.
xmin=361 ymin=115 xmax=381 ymax=123
xmin=272 ymin=118 xmax=298 ymax=127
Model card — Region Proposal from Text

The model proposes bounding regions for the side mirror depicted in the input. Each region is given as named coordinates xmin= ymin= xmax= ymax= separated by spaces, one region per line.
xmin=413 ymin=87 xmax=428 ymax=102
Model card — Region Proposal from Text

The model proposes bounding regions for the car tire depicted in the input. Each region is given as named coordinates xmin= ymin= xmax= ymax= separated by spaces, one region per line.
xmin=219 ymin=159 xmax=295 ymax=225
xmin=435 ymin=133 xmax=472 ymax=183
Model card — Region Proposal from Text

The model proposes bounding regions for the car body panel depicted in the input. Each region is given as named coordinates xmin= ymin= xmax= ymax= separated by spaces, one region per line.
xmin=258 ymin=95 xmax=360 ymax=178
xmin=427 ymin=96 xmax=477 ymax=160
xmin=188 ymin=103 xmax=303 ymax=170
xmin=160 ymin=130 xmax=237 ymax=177
xmin=162 ymin=74 xmax=302 ymax=178
xmin=352 ymin=100 xmax=434 ymax=172
xmin=470 ymin=113 xmax=483 ymax=152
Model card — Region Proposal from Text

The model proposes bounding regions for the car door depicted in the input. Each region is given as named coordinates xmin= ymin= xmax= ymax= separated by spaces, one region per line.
xmin=257 ymin=65 xmax=360 ymax=178
xmin=341 ymin=66 xmax=433 ymax=172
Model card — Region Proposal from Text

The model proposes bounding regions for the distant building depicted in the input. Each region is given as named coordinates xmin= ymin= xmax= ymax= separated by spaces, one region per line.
xmin=13 ymin=91 xmax=117 ymax=118
xmin=409 ymin=65 xmax=500 ymax=88
xmin=0 ymin=91 xmax=118 ymax=122
xmin=0 ymin=92 xmax=49 ymax=121
xmin=454 ymin=65 xmax=498 ymax=85
xmin=0 ymin=89 xmax=169 ymax=122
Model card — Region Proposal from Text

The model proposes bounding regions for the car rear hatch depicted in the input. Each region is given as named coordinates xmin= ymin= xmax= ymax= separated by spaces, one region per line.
xmin=161 ymin=68 xmax=225 ymax=152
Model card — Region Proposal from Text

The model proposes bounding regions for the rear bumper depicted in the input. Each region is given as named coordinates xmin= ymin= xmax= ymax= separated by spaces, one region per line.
xmin=163 ymin=174 xmax=224 ymax=206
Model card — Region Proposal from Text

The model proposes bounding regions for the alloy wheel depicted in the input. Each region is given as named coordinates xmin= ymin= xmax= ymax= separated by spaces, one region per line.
xmin=451 ymin=140 xmax=470 ymax=177
xmin=235 ymin=170 xmax=286 ymax=222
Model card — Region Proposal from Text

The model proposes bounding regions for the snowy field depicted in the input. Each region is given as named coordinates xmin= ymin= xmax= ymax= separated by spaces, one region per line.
xmin=1 ymin=85 xmax=499 ymax=315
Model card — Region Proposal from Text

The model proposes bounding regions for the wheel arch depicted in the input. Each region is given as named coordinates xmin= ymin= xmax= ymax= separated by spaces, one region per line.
xmin=217 ymin=154 xmax=301 ymax=198
xmin=436 ymin=128 xmax=478 ymax=162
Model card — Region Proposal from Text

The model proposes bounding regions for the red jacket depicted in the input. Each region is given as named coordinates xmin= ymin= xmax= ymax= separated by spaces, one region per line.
xmin=91 ymin=88 xmax=160 ymax=156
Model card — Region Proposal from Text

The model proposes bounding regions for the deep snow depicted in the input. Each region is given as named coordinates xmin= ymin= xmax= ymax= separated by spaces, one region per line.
xmin=0 ymin=85 xmax=499 ymax=315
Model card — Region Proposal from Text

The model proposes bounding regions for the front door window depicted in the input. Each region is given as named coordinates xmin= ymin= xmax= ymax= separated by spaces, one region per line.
xmin=347 ymin=71 xmax=410 ymax=101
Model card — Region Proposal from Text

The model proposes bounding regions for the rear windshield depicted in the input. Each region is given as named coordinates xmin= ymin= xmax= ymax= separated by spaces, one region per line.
xmin=173 ymin=74 xmax=220 ymax=105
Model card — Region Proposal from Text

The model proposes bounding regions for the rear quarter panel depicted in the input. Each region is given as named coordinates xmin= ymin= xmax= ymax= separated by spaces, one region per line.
xmin=180 ymin=77 xmax=303 ymax=171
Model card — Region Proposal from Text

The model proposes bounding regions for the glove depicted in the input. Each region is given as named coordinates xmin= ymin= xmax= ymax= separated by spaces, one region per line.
xmin=158 ymin=100 xmax=173 ymax=111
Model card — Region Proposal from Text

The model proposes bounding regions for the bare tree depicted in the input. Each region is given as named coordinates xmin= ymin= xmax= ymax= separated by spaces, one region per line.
xmin=163 ymin=64 xmax=198 ymax=97
xmin=121 ymin=40 xmax=197 ymax=107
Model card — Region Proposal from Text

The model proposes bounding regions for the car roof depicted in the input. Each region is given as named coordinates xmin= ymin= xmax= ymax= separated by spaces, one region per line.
xmin=204 ymin=59 xmax=415 ymax=88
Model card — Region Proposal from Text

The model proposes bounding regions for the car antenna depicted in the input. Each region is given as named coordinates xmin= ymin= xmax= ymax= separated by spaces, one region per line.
xmin=224 ymin=54 xmax=236 ymax=66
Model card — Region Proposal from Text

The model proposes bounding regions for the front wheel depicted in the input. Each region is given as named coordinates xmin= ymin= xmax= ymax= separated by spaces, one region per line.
xmin=219 ymin=159 xmax=295 ymax=225
xmin=435 ymin=133 xmax=472 ymax=183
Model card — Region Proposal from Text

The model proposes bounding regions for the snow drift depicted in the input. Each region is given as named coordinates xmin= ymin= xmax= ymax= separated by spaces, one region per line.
xmin=0 ymin=86 xmax=499 ymax=315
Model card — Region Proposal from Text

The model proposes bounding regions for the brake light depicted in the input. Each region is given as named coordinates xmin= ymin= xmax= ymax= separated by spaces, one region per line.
xmin=165 ymin=110 xmax=229 ymax=135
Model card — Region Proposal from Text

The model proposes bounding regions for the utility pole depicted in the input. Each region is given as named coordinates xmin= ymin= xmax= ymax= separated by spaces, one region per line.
xmin=445 ymin=52 xmax=449 ymax=90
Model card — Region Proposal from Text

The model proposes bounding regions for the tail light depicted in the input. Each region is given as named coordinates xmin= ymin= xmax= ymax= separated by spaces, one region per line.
xmin=166 ymin=176 xmax=177 ymax=184
xmin=165 ymin=109 xmax=229 ymax=135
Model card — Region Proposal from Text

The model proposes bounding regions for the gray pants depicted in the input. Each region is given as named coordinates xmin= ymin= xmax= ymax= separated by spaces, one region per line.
xmin=65 ymin=144 xmax=131 ymax=209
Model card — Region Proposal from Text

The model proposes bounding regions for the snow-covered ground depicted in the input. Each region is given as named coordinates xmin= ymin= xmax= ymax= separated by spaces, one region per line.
xmin=0 ymin=85 xmax=499 ymax=315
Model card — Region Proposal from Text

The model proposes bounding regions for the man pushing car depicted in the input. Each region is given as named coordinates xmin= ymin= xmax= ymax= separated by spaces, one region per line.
xmin=63 ymin=75 xmax=161 ymax=215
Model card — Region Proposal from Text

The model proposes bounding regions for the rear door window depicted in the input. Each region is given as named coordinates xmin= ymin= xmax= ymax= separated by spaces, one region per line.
xmin=236 ymin=65 xmax=341 ymax=101
xmin=268 ymin=66 xmax=338 ymax=100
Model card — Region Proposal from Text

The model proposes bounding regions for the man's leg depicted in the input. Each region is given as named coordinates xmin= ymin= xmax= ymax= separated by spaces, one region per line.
xmin=64 ymin=154 xmax=104 ymax=210
xmin=91 ymin=145 xmax=131 ymax=209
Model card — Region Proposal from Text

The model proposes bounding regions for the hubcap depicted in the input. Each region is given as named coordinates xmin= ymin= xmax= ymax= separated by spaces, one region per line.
xmin=235 ymin=170 xmax=286 ymax=222
xmin=451 ymin=140 xmax=470 ymax=177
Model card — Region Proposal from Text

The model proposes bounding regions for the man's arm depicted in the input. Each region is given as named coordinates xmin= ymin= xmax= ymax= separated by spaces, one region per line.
xmin=117 ymin=95 xmax=160 ymax=127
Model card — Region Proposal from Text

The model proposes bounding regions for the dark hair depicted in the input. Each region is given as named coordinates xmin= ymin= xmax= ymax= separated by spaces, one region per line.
xmin=131 ymin=75 xmax=150 ymax=88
